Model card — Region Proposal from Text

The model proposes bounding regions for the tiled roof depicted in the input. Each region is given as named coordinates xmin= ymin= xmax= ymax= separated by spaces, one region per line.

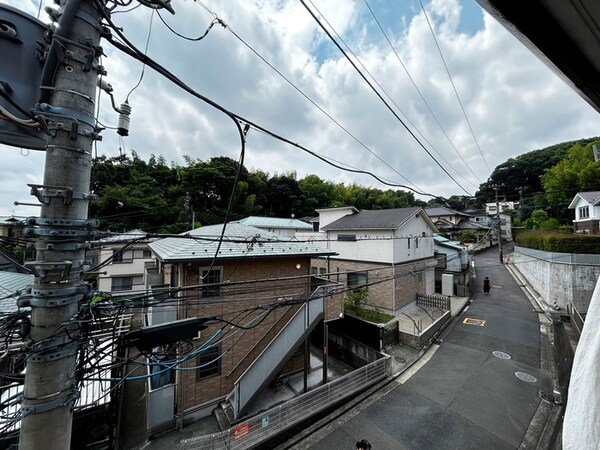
xmin=0 ymin=272 xmax=34 ymax=314
xmin=322 ymin=207 xmax=423 ymax=230
xmin=425 ymin=207 xmax=470 ymax=217
xmin=235 ymin=216 xmax=312 ymax=230
xmin=149 ymin=223 xmax=334 ymax=263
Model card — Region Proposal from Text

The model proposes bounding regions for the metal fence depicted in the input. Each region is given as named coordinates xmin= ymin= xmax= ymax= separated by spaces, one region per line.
xmin=416 ymin=293 xmax=450 ymax=311
xmin=515 ymin=245 xmax=600 ymax=266
xmin=180 ymin=356 xmax=391 ymax=449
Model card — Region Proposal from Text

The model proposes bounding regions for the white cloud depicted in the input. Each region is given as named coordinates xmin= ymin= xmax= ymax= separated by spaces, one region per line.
xmin=1 ymin=0 xmax=599 ymax=217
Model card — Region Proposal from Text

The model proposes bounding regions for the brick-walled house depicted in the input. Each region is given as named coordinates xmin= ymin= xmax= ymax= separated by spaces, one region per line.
xmin=311 ymin=207 xmax=439 ymax=315
xmin=147 ymin=222 xmax=340 ymax=425
xmin=568 ymin=191 xmax=600 ymax=234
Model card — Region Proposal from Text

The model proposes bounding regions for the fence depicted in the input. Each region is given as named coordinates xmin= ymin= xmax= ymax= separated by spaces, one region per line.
xmin=179 ymin=356 xmax=391 ymax=449
xmin=567 ymin=301 xmax=586 ymax=337
xmin=416 ymin=293 xmax=450 ymax=311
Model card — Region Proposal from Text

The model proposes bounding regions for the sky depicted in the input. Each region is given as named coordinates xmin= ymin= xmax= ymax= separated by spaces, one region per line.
xmin=1 ymin=0 xmax=599 ymax=217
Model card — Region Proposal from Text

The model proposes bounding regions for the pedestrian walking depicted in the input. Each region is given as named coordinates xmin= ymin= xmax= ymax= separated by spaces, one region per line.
xmin=483 ymin=276 xmax=490 ymax=295
xmin=356 ymin=439 xmax=372 ymax=449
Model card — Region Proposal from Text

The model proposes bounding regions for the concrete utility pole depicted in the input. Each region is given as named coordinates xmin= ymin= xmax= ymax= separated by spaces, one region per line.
xmin=517 ymin=186 xmax=525 ymax=221
xmin=19 ymin=0 xmax=104 ymax=448
xmin=491 ymin=184 xmax=503 ymax=264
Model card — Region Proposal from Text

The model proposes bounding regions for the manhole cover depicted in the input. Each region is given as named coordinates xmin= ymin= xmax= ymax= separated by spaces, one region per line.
xmin=463 ymin=317 xmax=486 ymax=327
xmin=395 ymin=356 xmax=406 ymax=363
xmin=515 ymin=371 xmax=537 ymax=383
xmin=492 ymin=351 xmax=511 ymax=360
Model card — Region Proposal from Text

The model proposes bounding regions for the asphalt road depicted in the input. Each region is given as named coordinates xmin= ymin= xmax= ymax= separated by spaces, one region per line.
xmin=296 ymin=247 xmax=554 ymax=450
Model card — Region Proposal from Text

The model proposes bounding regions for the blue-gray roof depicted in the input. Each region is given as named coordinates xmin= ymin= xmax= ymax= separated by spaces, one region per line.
xmin=425 ymin=207 xmax=470 ymax=218
xmin=322 ymin=207 xmax=435 ymax=231
xmin=149 ymin=223 xmax=334 ymax=263
xmin=0 ymin=272 xmax=34 ymax=314
xmin=235 ymin=216 xmax=312 ymax=230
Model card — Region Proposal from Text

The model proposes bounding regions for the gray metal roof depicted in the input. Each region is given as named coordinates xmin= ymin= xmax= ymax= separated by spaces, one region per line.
xmin=425 ymin=207 xmax=470 ymax=218
xmin=0 ymin=272 xmax=34 ymax=314
xmin=455 ymin=219 xmax=489 ymax=230
xmin=568 ymin=191 xmax=600 ymax=208
xmin=235 ymin=216 xmax=312 ymax=230
xmin=149 ymin=222 xmax=334 ymax=263
xmin=322 ymin=207 xmax=428 ymax=230
xmin=96 ymin=229 xmax=156 ymax=243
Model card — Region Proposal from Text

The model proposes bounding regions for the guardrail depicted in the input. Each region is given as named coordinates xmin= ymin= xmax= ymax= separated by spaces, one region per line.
xmin=567 ymin=301 xmax=586 ymax=336
xmin=180 ymin=356 xmax=391 ymax=449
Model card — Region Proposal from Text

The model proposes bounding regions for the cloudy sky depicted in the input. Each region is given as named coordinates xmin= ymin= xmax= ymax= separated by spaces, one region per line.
xmin=1 ymin=0 xmax=599 ymax=217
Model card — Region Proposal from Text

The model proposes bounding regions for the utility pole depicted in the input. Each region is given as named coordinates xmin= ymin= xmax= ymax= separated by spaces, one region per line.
xmin=517 ymin=186 xmax=525 ymax=221
xmin=491 ymin=184 xmax=503 ymax=264
xmin=19 ymin=0 xmax=104 ymax=448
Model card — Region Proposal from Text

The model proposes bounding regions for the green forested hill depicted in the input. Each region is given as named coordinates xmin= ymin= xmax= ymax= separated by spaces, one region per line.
xmin=91 ymin=137 xmax=600 ymax=232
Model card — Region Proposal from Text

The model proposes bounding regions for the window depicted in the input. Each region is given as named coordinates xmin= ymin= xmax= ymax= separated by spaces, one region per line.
xmin=579 ymin=206 xmax=590 ymax=219
xmin=196 ymin=346 xmax=221 ymax=381
xmin=338 ymin=234 xmax=356 ymax=241
xmin=347 ymin=271 xmax=368 ymax=289
xmin=111 ymin=276 xmax=142 ymax=291
xmin=319 ymin=268 xmax=327 ymax=275
xmin=312 ymin=222 xmax=319 ymax=232
xmin=311 ymin=267 xmax=319 ymax=275
xmin=201 ymin=268 xmax=222 ymax=298
xmin=112 ymin=249 xmax=132 ymax=263
xmin=143 ymin=249 xmax=152 ymax=258
xmin=408 ymin=238 xmax=410 ymax=249
xmin=415 ymin=237 xmax=419 ymax=249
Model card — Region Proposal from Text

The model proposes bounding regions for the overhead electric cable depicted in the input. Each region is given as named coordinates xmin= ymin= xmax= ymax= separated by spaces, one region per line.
xmin=363 ymin=0 xmax=482 ymax=185
xmin=418 ymin=0 xmax=491 ymax=173
xmin=305 ymin=0 xmax=477 ymax=191
xmin=194 ymin=2 xmax=425 ymax=194
xmin=99 ymin=7 xmax=436 ymax=196
xmin=299 ymin=0 xmax=472 ymax=196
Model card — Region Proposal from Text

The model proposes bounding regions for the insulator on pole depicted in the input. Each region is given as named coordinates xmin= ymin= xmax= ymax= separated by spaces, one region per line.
xmin=117 ymin=101 xmax=131 ymax=136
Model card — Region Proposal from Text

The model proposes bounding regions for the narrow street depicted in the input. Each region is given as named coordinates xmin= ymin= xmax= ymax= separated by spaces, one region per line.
xmin=287 ymin=246 xmax=557 ymax=449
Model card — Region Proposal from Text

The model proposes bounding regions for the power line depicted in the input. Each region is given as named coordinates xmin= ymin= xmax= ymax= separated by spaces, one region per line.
xmin=99 ymin=9 xmax=437 ymax=197
xmin=299 ymin=0 xmax=473 ymax=196
xmin=362 ymin=0 xmax=482 ymax=185
xmin=193 ymin=2 xmax=426 ymax=195
xmin=418 ymin=0 xmax=491 ymax=173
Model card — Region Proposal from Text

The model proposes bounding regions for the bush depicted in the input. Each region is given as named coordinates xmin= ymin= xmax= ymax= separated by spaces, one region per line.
xmin=515 ymin=230 xmax=600 ymax=254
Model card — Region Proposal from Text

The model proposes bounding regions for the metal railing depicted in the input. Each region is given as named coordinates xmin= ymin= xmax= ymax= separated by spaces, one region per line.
xmin=567 ymin=301 xmax=586 ymax=336
xmin=180 ymin=356 xmax=391 ymax=449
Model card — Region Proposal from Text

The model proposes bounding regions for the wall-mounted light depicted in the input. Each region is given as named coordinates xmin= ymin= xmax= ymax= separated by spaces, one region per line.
xmin=295 ymin=263 xmax=302 ymax=270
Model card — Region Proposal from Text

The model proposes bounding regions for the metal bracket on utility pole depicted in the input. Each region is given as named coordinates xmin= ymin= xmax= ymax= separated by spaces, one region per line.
xmin=26 ymin=344 xmax=79 ymax=363
xmin=28 ymin=184 xmax=98 ymax=205
xmin=21 ymin=391 xmax=80 ymax=418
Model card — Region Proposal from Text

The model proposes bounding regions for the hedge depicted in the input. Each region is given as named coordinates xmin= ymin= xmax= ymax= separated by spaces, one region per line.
xmin=515 ymin=230 xmax=600 ymax=254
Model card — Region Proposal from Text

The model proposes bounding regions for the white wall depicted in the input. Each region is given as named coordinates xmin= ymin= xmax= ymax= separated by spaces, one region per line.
xmin=317 ymin=207 xmax=355 ymax=230
xmin=327 ymin=230 xmax=394 ymax=263
xmin=393 ymin=213 xmax=435 ymax=264
xmin=97 ymin=245 xmax=154 ymax=292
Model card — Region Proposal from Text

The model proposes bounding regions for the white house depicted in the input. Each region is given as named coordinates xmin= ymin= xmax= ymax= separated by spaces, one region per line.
xmin=485 ymin=201 xmax=518 ymax=215
xmin=311 ymin=207 xmax=439 ymax=314
xmin=568 ymin=191 xmax=600 ymax=234
xmin=94 ymin=230 xmax=157 ymax=293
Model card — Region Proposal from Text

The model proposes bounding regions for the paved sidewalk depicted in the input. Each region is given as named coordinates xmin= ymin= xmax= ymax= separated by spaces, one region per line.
xmin=289 ymin=246 xmax=558 ymax=449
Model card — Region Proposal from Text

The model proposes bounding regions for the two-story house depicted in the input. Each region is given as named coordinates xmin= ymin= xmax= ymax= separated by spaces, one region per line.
xmin=94 ymin=230 xmax=156 ymax=293
xmin=147 ymin=222 xmax=341 ymax=426
xmin=568 ymin=191 xmax=600 ymax=234
xmin=310 ymin=207 xmax=439 ymax=315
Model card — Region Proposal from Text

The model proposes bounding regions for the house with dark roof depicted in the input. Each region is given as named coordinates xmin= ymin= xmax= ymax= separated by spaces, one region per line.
xmin=311 ymin=207 xmax=439 ymax=314
xmin=568 ymin=191 xmax=600 ymax=234
xmin=146 ymin=222 xmax=342 ymax=426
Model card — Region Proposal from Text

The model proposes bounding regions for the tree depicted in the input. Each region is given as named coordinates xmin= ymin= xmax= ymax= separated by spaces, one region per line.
xmin=345 ymin=288 xmax=368 ymax=316
xmin=542 ymin=140 xmax=600 ymax=223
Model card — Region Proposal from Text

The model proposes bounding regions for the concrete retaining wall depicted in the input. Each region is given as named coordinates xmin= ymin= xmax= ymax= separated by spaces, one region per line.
xmin=513 ymin=246 xmax=600 ymax=312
